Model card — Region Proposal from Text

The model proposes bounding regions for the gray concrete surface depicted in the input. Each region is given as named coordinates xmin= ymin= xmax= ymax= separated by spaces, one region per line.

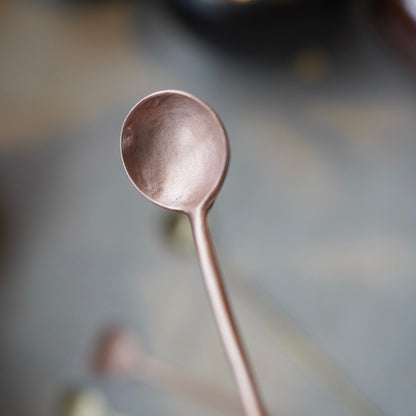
xmin=0 ymin=1 xmax=415 ymax=415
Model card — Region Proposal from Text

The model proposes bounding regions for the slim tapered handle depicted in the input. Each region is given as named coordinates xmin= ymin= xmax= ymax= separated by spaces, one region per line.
xmin=189 ymin=208 xmax=267 ymax=416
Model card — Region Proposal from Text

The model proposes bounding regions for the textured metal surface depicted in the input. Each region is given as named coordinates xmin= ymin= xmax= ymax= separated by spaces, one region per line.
xmin=121 ymin=90 xmax=266 ymax=415
xmin=121 ymin=91 xmax=229 ymax=213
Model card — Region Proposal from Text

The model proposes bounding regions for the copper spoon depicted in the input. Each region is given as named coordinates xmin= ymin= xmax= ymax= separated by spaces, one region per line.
xmin=120 ymin=90 xmax=267 ymax=416
xmin=94 ymin=328 xmax=242 ymax=415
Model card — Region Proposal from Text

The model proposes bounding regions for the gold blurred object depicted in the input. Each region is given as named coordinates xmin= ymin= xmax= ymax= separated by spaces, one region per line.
xmin=164 ymin=213 xmax=195 ymax=254
xmin=293 ymin=48 xmax=330 ymax=83
xmin=59 ymin=390 xmax=108 ymax=416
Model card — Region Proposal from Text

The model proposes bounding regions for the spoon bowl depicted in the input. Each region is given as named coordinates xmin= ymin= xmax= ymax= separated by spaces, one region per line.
xmin=120 ymin=90 xmax=229 ymax=214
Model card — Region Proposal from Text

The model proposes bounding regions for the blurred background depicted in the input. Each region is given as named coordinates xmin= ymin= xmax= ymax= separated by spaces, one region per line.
xmin=0 ymin=0 xmax=415 ymax=415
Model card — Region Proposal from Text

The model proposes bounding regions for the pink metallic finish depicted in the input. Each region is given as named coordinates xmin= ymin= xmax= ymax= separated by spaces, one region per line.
xmin=121 ymin=90 xmax=229 ymax=214
xmin=121 ymin=90 xmax=267 ymax=416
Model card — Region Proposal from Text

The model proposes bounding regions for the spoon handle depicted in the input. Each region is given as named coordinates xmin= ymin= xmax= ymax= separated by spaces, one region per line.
xmin=189 ymin=208 xmax=267 ymax=416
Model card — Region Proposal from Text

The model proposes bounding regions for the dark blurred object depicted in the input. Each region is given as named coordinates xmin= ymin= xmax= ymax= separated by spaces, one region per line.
xmin=168 ymin=0 xmax=352 ymax=63
xmin=170 ymin=0 xmax=346 ymax=20
xmin=373 ymin=0 xmax=416 ymax=65
xmin=0 ymin=199 xmax=11 ymax=276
